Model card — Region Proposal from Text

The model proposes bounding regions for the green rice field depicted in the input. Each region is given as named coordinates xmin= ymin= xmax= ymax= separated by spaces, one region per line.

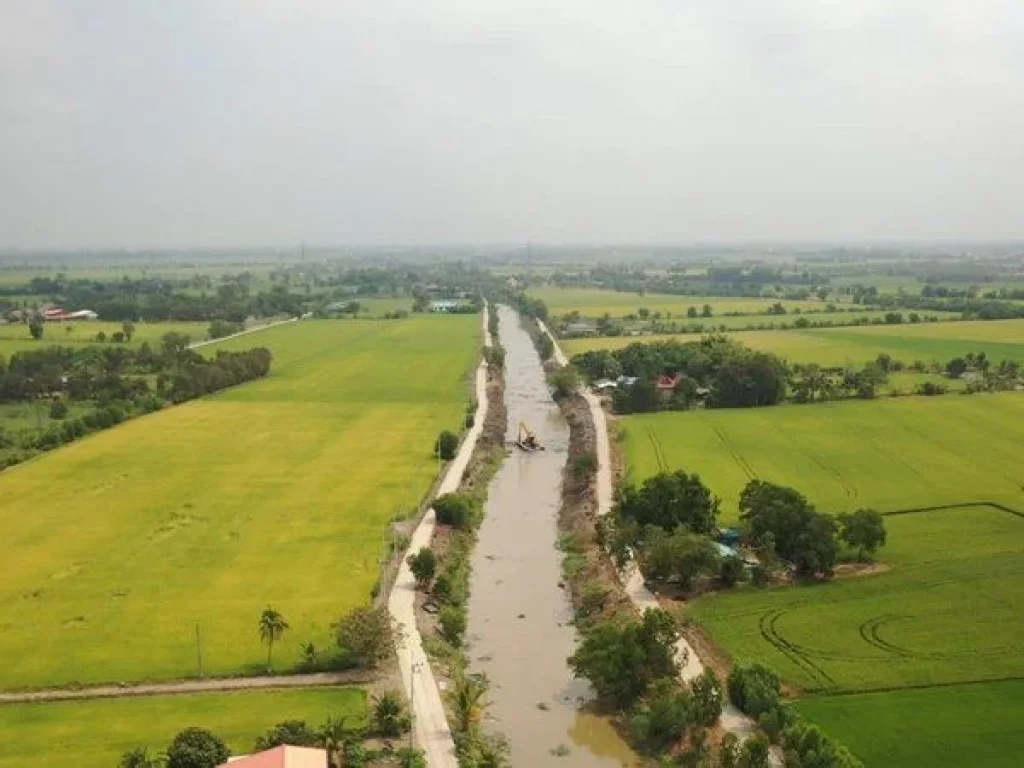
xmin=0 ymin=687 xmax=365 ymax=768
xmin=564 ymin=318 xmax=1024 ymax=366
xmin=622 ymin=394 xmax=1024 ymax=520
xmin=531 ymin=287 xmax=836 ymax=318
xmin=792 ymin=680 xmax=1024 ymax=768
xmin=0 ymin=316 xmax=479 ymax=688
xmin=689 ymin=504 xmax=1024 ymax=693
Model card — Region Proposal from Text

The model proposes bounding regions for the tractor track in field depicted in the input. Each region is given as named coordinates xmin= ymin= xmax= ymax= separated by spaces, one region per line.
xmin=645 ymin=426 xmax=668 ymax=471
xmin=770 ymin=422 xmax=858 ymax=501
xmin=710 ymin=424 xmax=757 ymax=480
xmin=758 ymin=609 xmax=837 ymax=691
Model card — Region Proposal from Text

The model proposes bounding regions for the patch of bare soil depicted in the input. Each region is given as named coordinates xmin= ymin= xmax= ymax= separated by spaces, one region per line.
xmin=834 ymin=561 xmax=891 ymax=579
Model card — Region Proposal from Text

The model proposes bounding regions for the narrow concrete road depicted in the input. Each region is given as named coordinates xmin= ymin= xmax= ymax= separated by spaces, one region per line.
xmin=537 ymin=320 xmax=767 ymax=748
xmin=188 ymin=316 xmax=298 ymax=349
xmin=0 ymin=670 xmax=372 ymax=705
xmin=387 ymin=304 xmax=494 ymax=768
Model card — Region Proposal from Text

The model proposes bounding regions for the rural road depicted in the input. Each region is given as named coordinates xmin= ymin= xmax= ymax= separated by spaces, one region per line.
xmin=387 ymin=303 xmax=494 ymax=768
xmin=537 ymin=321 xmax=768 ymax=748
xmin=0 ymin=670 xmax=372 ymax=705
xmin=188 ymin=316 xmax=298 ymax=349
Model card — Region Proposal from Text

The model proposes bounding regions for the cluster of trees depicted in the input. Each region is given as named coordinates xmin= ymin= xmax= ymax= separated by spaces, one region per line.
xmin=741 ymin=481 xmax=886 ymax=577
xmin=727 ymin=664 xmax=862 ymax=767
xmin=0 ymin=335 xmax=271 ymax=462
xmin=119 ymin=699 xmax=427 ymax=768
xmin=573 ymin=337 xmax=787 ymax=413
xmin=789 ymin=362 xmax=888 ymax=402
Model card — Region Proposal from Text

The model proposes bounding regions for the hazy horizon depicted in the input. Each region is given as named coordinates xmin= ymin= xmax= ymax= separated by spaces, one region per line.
xmin=4 ymin=1 xmax=1024 ymax=249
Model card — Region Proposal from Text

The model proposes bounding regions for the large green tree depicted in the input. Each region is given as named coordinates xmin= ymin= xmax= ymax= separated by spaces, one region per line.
xmin=838 ymin=508 xmax=887 ymax=560
xmin=617 ymin=470 xmax=719 ymax=535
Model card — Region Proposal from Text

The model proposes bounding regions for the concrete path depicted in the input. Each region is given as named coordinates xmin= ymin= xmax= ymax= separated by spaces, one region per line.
xmin=0 ymin=670 xmax=372 ymax=705
xmin=387 ymin=304 xmax=494 ymax=767
xmin=537 ymin=320 xmax=767 ymax=747
xmin=188 ymin=316 xmax=298 ymax=349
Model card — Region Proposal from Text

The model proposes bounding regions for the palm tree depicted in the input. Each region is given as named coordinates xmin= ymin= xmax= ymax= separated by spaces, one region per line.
xmin=320 ymin=715 xmax=363 ymax=768
xmin=446 ymin=673 xmax=490 ymax=734
xmin=258 ymin=606 xmax=289 ymax=673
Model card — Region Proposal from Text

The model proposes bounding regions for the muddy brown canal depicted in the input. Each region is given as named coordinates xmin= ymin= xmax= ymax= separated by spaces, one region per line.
xmin=466 ymin=306 xmax=639 ymax=766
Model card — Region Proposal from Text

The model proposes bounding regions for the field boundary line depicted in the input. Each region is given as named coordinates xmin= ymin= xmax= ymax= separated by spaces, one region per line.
xmin=0 ymin=671 xmax=371 ymax=706
xmin=800 ymin=674 xmax=1024 ymax=699
xmin=188 ymin=316 xmax=299 ymax=349
xmin=883 ymin=501 xmax=1024 ymax=520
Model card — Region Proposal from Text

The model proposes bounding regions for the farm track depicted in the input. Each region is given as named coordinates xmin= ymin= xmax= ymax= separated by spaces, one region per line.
xmin=770 ymin=421 xmax=858 ymax=500
xmin=0 ymin=670 xmax=372 ymax=706
xmin=710 ymin=424 xmax=757 ymax=480
xmin=645 ymin=426 xmax=668 ymax=471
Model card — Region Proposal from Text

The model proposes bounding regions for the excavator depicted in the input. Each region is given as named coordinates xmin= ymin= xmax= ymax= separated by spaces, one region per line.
xmin=515 ymin=420 xmax=543 ymax=451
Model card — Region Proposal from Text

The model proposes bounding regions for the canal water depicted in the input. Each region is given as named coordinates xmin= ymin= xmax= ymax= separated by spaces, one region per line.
xmin=465 ymin=306 xmax=639 ymax=766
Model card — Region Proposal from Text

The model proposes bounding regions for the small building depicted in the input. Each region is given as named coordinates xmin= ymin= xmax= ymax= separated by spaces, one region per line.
xmin=656 ymin=373 xmax=682 ymax=392
xmin=593 ymin=378 xmax=618 ymax=391
xmin=616 ymin=375 xmax=639 ymax=387
xmin=42 ymin=307 xmax=67 ymax=321
xmin=67 ymin=309 xmax=98 ymax=321
xmin=430 ymin=299 xmax=460 ymax=313
xmin=219 ymin=745 xmax=327 ymax=768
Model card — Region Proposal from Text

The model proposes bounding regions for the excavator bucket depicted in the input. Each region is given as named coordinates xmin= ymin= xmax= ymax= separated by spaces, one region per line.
xmin=516 ymin=421 xmax=543 ymax=451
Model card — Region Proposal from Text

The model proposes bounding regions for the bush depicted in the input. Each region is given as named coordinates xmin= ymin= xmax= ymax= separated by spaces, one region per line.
xmin=719 ymin=555 xmax=745 ymax=587
xmin=782 ymin=720 xmax=863 ymax=767
xmin=435 ymin=430 xmax=459 ymax=460
xmin=166 ymin=727 xmax=229 ymax=768
xmin=438 ymin=605 xmax=467 ymax=646
xmin=536 ymin=332 xmax=555 ymax=361
xmin=49 ymin=399 xmax=68 ymax=419
xmin=689 ymin=669 xmax=723 ymax=727
xmin=335 ymin=604 xmax=397 ymax=669
xmin=629 ymin=679 xmax=691 ymax=751
xmin=433 ymin=493 xmax=476 ymax=529
xmin=548 ymin=366 xmax=580 ymax=399
xmin=727 ymin=663 xmax=780 ymax=718
xmin=372 ymin=690 xmax=412 ymax=738
xmin=568 ymin=609 xmax=679 ymax=707
xmin=408 ymin=547 xmax=437 ymax=587
xmin=254 ymin=720 xmax=320 ymax=750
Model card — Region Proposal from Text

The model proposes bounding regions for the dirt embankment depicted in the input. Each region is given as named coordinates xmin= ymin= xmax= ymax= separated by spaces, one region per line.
xmin=413 ymin=362 xmax=508 ymax=649
xmin=554 ymin=393 xmax=634 ymax=624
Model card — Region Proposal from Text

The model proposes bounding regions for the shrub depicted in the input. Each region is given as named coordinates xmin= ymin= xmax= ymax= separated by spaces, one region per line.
xmin=166 ymin=727 xmax=229 ymax=768
xmin=548 ymin=366 xmax=580 ymax=399
xmin=438 ymin=605 xmax=467 ymax=646
xmin=49 ymin=399 xmax=68 ymax=419
xmin=727 ymin=663 xmax=780 ymax=717
xmin=719 ymin=555 xmax=745 ymax=587
xmin=254 ymin=720 xmax=319 ymax=750
xmin=371 ymin=690 xmax=412 ymax=737
xmin=335 ymin=604 xmax=397 ymax=669
xmin=433 ymin=493 xmax=476 ymax=529
xmin=435 ymin=430 xmax=459 ymax=460
xmin=408 ymin=547 xmax=437 ymax=587
xmin=629 ymin=679 xmax=691 ymax=750
xmin=689 ymin=669 xmax=723 ymax=727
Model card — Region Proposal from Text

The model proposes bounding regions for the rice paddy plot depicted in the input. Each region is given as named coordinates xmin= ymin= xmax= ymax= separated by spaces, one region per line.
xmin=531 ymin=287 xmax=832 ymax=318
xmin=622 ymin=394 xmax=1024 ymax=520
xmin=563 ymin=318 xmax=1024 ymax=366
xmin=0 ymin=687 xmax=365 ymax=768
xmin=792 ymin=680 xmax=1024 ymax=768
xmin=688 ymin=504 xmax=1024 ymax=694
xmin=0 ymin=316 xmax=480 ymax=688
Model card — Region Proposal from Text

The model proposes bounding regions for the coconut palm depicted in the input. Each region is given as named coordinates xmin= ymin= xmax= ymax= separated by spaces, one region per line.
xmin=320 ymin=715 xmax=363 ymax=768
xmin=446 ymin=673 xmax=490 ymax=734
xmin=258 ymin=606 xmax=289 ymax=673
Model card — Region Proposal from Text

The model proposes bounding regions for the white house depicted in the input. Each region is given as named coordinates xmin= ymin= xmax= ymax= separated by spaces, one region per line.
xmin=67 ymin=309 xmax=99 ymax=320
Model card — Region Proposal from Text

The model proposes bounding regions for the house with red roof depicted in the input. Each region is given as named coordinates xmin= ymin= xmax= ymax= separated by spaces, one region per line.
xmin=218 ymin=745 xmax=327 ymax=768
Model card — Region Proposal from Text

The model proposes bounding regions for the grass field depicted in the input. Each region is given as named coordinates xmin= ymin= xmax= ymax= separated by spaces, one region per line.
xmin=0 ymin=687 xmax=365 ymax=768
xmin=531 ymin=287 xmax=835 ymax=318
xmin=0 ymin=316 xmax=479 ymax=688
xmin=0 ymin=320 xmax=210 ymax=356
xmin=793 ymin=680 xmax=1024 ymax=768
xmin=564 ymin=318 xmax=1024 ymax=366
xmin=622 ymin=394 xmax=1024 ymax=520
xmin=689 ymin=504 xmax=1024 ymax=692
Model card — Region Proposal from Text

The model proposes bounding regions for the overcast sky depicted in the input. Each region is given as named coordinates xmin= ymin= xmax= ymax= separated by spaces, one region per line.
xmin=2 ymin=1 xmax=1023 ymax=248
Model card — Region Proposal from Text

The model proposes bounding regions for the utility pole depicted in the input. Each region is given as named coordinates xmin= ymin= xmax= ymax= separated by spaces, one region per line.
xmin=410 ymin=660 xmax=422 ymax=751
xmin=196 ymin=624 xmax=204 ymax=679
